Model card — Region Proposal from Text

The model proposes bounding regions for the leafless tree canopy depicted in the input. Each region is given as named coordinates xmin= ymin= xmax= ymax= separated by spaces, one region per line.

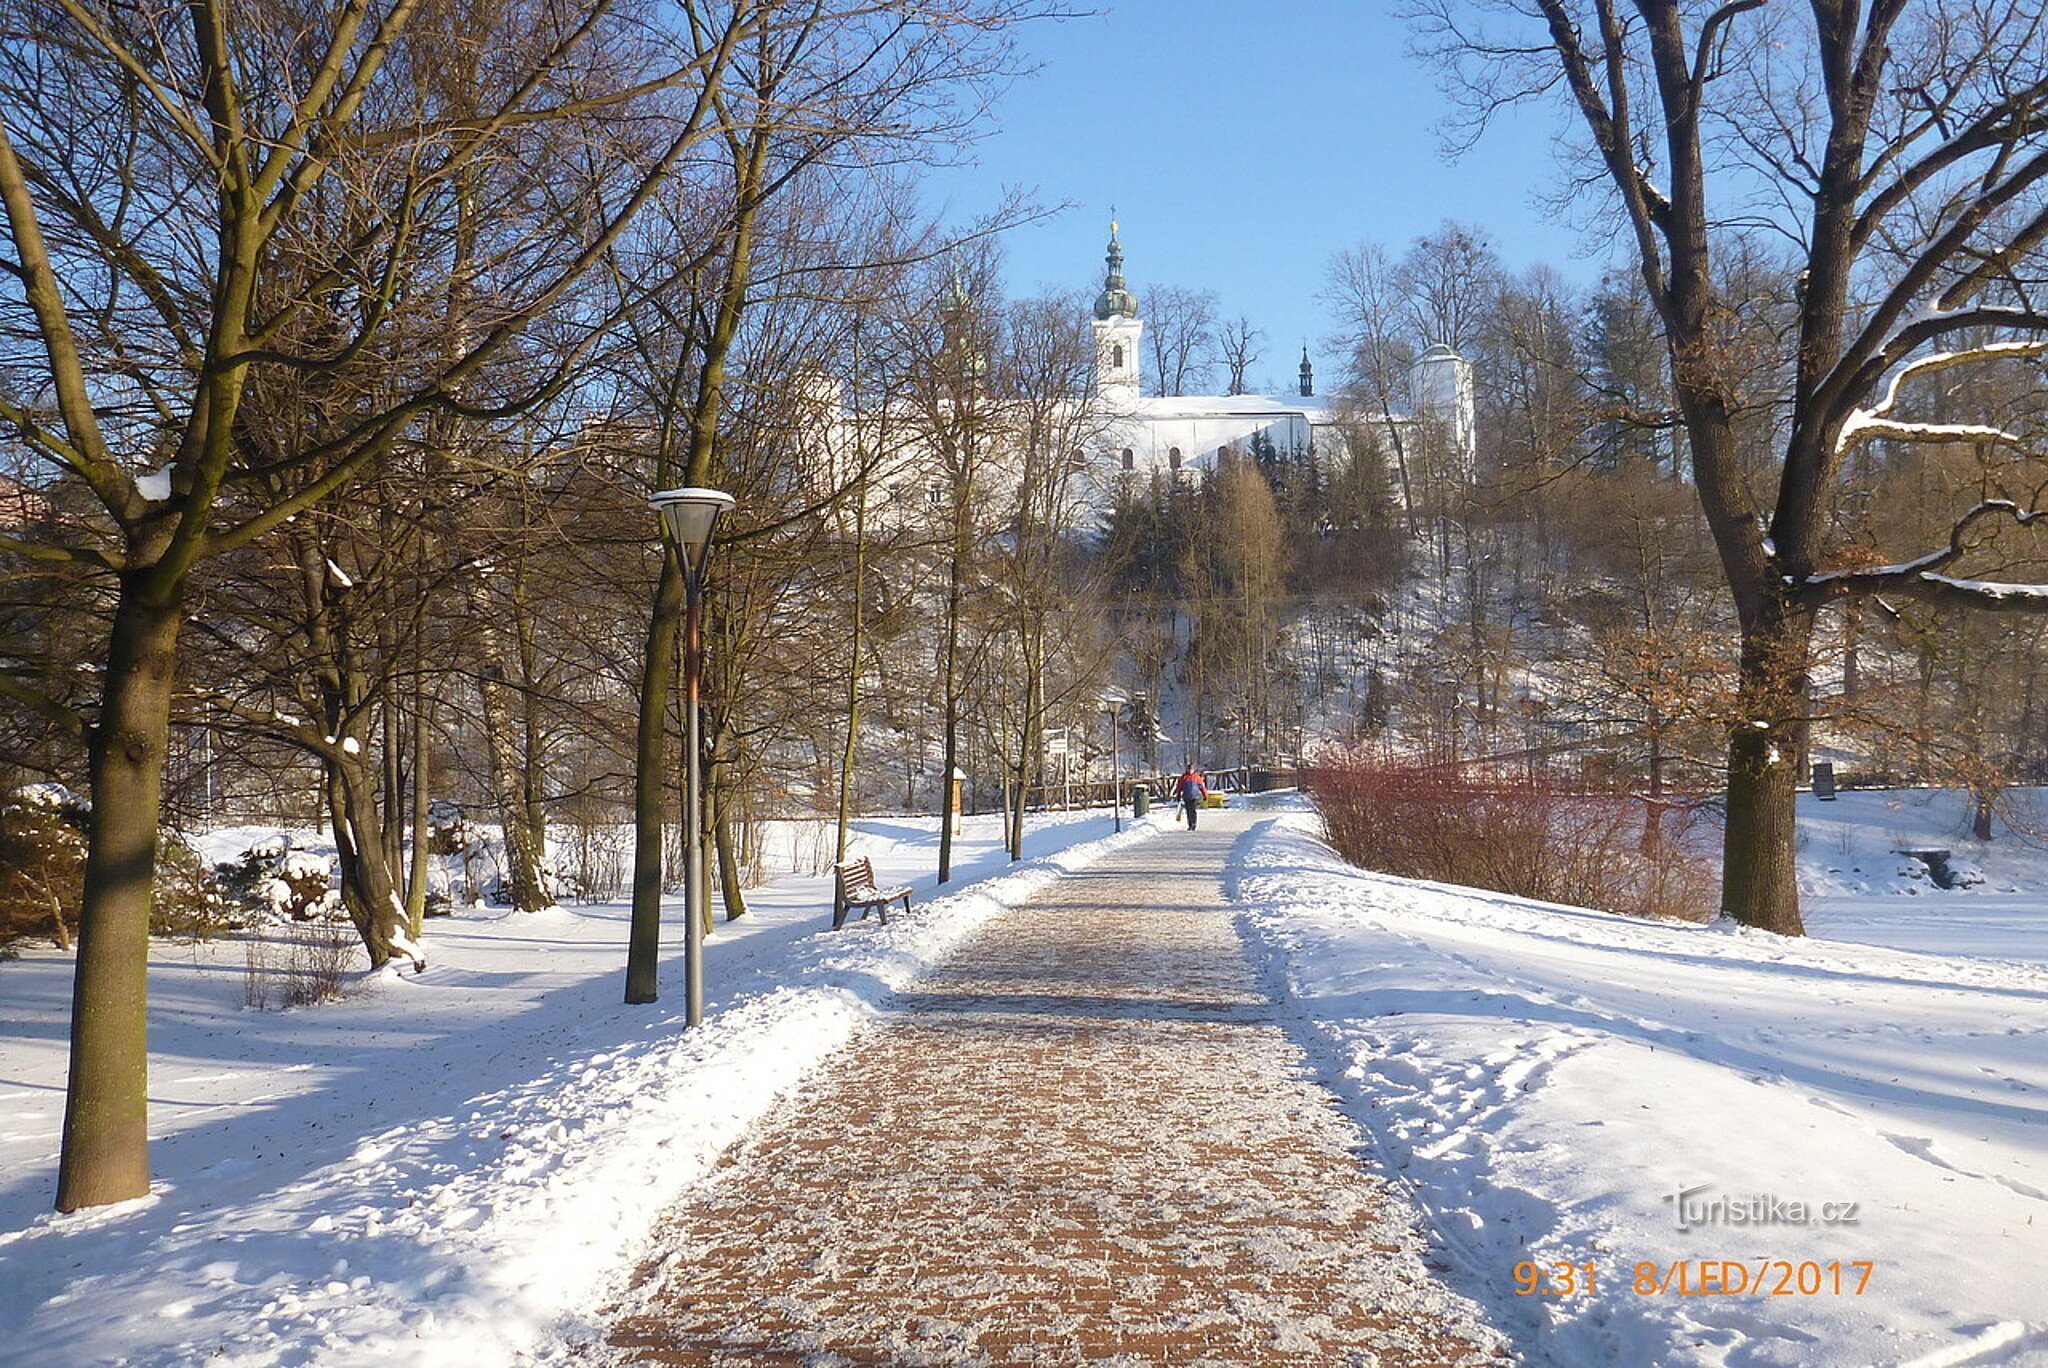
xmin=1405 ymin=0 xmax=2048 ymax=933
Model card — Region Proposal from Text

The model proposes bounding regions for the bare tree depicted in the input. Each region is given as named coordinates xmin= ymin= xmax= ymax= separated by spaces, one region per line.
xmin=1477 ymin=264 xmax=1593 ymax=483
xmin=1143 ymin=284 xmax=1219 ymax=396
xmin=987 ymin=292 xmax=1111 ymax=858
xmin=1217 ymin=314 xmax=1264 ymax=396
xmin=605 ymin=0 xmax=1045 ymax=999
xmin=1395 ymin=221 xmax=1501 ymax=350
xmin=1412 ymin=0 xmax=2048 ymax=934
xmin=0 ymin=0 xmax=755 ymax=1211
xmin=1324 ymin=244 xmax=1421 ymax=531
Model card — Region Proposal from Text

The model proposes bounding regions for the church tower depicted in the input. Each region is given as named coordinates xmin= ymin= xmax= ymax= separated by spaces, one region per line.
xmin=1091 ymin=221 xmax=1142 ymax=402
xmin=1410 ymin=343 xmax=1476 ymax=471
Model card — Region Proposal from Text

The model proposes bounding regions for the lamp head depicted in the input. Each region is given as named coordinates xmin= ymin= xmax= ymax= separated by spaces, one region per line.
xmin=650 ymin=487 xmax=735 ymax=575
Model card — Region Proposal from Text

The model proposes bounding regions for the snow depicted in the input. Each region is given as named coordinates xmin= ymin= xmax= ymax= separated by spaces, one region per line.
xmin=10 ymin=787 xmax=2047 ymax=1365
xmin=134 ymin=465 xmax=173 ymax=502
xmin=2 ymin=782 xmax=86 ymax=812
xmin=0 ymin=808 xmax=1158 ymax=1367
xmin=1798 ymin=788 xmax=2048 ymax=964
xmin=1834 ymin=340 xmax=2048 ymax=458
xmin=1236 ymin=793 xmax=2048 ymax=1368
xmin=1914 ymin=572 xmax=2048 ymax=602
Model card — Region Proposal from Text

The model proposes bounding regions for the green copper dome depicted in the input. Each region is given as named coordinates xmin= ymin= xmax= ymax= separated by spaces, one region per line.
xmin=1092 ymin=221 xmax=1138 ymax=321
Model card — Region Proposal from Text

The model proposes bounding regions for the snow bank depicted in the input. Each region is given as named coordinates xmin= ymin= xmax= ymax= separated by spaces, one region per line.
xmin=1235 ymin=805 xmax=2048 ymax=1367
xmin=0 ymin=810 xmax=1162 ymax=1366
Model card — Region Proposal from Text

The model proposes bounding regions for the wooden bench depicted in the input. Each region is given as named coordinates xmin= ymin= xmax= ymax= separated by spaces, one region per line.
xmin=832 ymin=856 xmax=912 ymax=929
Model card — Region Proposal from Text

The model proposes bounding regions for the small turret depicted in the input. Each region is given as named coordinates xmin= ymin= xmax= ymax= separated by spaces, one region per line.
xmin=1298 ymin=346 xmax=1314 ymax=398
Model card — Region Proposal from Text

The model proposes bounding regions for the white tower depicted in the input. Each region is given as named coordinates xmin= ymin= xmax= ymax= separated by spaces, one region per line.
xmin=1090 ymin=221 xmax=1142 ymax=402
xmin=1409 ymin=343 xmax=1476 ymax=471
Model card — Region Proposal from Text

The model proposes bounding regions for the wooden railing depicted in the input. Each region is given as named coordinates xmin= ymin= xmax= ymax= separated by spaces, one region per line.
xmin=1022 ymin=766 xmax=1297 ymax=812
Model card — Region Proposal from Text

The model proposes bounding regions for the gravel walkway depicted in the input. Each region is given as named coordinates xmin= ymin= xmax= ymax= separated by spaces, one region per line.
xmin=604 ymin=810 xmax=1504 ymax=1366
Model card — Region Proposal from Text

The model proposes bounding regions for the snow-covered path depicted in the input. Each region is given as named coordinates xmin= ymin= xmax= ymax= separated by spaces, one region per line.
xmin=605 ymin=809 xmax=1504 ymax=1364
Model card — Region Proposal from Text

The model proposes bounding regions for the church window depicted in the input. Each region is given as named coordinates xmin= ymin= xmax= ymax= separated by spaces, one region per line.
xmin=1112 ymin=343 xmax=1124 ymax=369
xmin=1168 ymin=446 xmax=1182 ymax=470
xmin=1121 ymin=448 xmax=1134 ymax=472
xmin=926 ymin=484 xmax=945 ymax=507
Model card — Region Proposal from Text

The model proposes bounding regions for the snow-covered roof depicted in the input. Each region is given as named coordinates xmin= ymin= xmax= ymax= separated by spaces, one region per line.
xmin=1116 ymin=391 xmax=1365 ymax=422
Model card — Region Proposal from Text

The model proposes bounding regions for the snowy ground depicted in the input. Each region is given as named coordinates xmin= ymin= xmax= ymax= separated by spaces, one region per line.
xmin=0 ymin=808 xmax=1163 ymax=1367
xmin=1236 ymin=790 xmax=2048 ymax=1368
xmin=9 ymin=788 xmax=2045 ymax=1367
xmin=1797 ymin=787 xmax=2048 ymax=968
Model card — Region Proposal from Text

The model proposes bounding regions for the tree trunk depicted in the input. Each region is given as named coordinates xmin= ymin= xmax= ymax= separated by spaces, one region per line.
xmin=1719 ymin=604 xmax=1812 ymax=936
xmin=625 ymin=548 xmax=683 ymax=1003
xmin=514 ymin=562 xmax=549 ymax=850
xmin=475 ymin=653 xmax=550 ymax=911
xmin=406 ymin=702 xmax=431 ymax=938
xmin=937 ymin=535 xmax=964 ymax=885
xmin=325 ymin=749 xmax=411 ymax=967
xmin=835 ymin=489 xmax=866 ymax=865
xmin=709 ymin=753 xmax=746 ymax=921
xmin=1009 ymin=631 xmax=1044 ymax=862
xmin=57 ymin=581 xmax=181 ymax=1212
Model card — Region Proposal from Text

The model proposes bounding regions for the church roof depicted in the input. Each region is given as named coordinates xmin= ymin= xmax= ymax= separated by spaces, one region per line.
xmin=1121 ymin=392 xmax=1346 ymax=421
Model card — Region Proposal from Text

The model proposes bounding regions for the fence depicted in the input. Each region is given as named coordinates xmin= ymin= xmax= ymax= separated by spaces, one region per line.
xmin=1022 ymin=766 xmax=1297 ymax=812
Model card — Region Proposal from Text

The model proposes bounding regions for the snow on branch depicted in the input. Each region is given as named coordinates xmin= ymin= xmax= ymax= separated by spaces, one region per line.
xmin=1797 ymin=500 xmax=2048 ymax=612
xmin=1913 ymin=573 xmax=2048 ymax=603
xmin=1834 ymin=339 xmax=2048 ymax=457
xmin=1835 ymin=416 xmax=2024 ymax=451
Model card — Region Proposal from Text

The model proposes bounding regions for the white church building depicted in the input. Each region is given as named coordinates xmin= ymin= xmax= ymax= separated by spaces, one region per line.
xmin=799 ymin=223 xmax=1477 ymax=532
xmin=1083 ymin=222 xmax=1474 ymax=489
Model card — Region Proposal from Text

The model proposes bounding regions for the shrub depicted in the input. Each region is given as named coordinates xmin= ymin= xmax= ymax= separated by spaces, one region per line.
xmin=1303 ymin=752 xmax=1715 ymax=922
xmin=0 ymin=786 xmax=236 ymax=948
xmin=0 ymin=784 xmax=88 ymax=949
xmin=214 ymin=836 xmax=336 ymax=922
xmin=244 ymin=916 xmax=356 ymax=1009
xmin=152 ymin=834 xmax=240 ymax=941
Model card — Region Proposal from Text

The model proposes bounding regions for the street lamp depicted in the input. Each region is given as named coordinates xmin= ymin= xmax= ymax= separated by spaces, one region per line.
xmin=1100 ymin=691 xmax=1127 ymax=833
xmin=648 ymin=486 xmax=734 ymax=1028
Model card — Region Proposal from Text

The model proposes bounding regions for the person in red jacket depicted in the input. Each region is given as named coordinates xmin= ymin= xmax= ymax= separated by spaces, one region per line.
xmin=1175 ymin=766 xmax=1208 ymax=829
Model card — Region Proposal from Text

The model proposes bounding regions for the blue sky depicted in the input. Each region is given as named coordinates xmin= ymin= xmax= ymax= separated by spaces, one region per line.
xmin=926 ymin=1 xmax=1607 ymax=393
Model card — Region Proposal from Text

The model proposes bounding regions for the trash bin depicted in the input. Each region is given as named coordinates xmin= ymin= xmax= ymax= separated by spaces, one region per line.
xmin=1131 ymin=785 xmax=1150 ymax=818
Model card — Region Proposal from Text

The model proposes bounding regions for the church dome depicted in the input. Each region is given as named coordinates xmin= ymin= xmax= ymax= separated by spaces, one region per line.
xmin=1094 ymin=284 xmax=1138 ymax=321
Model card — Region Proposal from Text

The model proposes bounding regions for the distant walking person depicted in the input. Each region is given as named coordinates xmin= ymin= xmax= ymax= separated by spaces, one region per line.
xmin=1176 ymin=766 xmax=1208 ymax=830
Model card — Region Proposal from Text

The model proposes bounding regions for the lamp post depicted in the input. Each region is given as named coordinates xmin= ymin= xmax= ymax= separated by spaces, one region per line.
xmin=648 ymin=486 xmax=734 ymax=1028
xmin=1101 ymin=692 xmax=1127 ymax=833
